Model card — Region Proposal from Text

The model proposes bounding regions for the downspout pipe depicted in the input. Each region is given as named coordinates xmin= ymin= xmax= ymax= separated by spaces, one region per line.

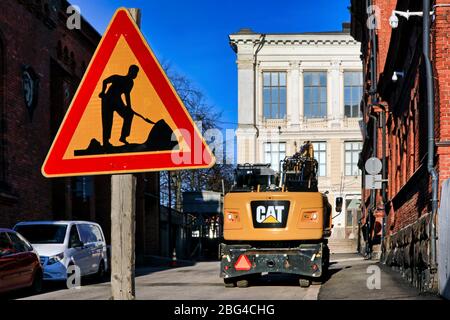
xmin=371 ymin=102 xmax=388 ymax=242
xmin=423 ymin=0 xmax=438 ymax=272
xmin=368 ymin=114 xmax=378 ymax=257
xmin=365 ymin=0 xmax=379 ymax=258
xmin=381 ymin=110 xmax=387 ymax=241
xmin=253 ymin=34 xmax=266 ymax=140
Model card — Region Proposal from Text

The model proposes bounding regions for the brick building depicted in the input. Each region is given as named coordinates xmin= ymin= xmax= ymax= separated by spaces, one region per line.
xmin=350 ymin=0 xmax=450 ymax=292
xmin=0 ymin=0 xmax=161 ymax=259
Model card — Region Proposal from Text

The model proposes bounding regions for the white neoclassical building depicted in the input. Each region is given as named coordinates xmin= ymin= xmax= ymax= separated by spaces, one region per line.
xmin=229 ymin=24 xmax=363 ymax=243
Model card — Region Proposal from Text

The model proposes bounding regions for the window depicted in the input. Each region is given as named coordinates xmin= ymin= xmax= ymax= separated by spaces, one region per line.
xmin=345 ymin=142 xmax=362 ymax=176
xmin=69 ymin=225 xmax=81 ymax=247
xmin=304 ymin=72 xmax=327 ymax=118
xmin=345 ymin=198 xmax=362 ymax=227
xmin=344 ymin=72 xmax=363 ymax=118
xmin=15 ymin=224 xmax=68 ymax=244
xmin=90 ymin=225 xmax=104 ymax=242
xmin=73 ymin=177 xmax=94 ymax=200
xmin=312 ymin=142 xmax=327 ymax=177
xmin=263 ymin=72 xmax=286 ymax=119
xmin=0 ymin=232 xmax=12 ymax=257
xmin=264 ymin=142 xmax=286 ymax=172
xmin=346 ymin=199 xmax=353 ymax=227
xmin=8 ymin=232 xmax=32 ymax=253
xmin=78 ymin=224 xmax=98 ymax=244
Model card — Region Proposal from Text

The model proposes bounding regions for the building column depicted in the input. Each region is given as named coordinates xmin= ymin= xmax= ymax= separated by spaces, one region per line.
xmin=289 ymin=61 xmax=300 ymax=130
xmin=299 ymin=66 xmax=304 ymax=125
xmin=256 ymin=61 xmax=263 ymax=124
xmin=329 ymin=60 xmax=341 ymax=128
xmin=339 ymin=68 xmax=345 ymax=121
xmin=236 ymin=57 xmax=257 ymax=164
xmin=237 ymin=59 xmax=255 ymax=129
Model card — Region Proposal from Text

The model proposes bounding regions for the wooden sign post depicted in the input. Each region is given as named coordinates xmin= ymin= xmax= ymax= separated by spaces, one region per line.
xmin=110 ymin=8 xmax=141 ymax=301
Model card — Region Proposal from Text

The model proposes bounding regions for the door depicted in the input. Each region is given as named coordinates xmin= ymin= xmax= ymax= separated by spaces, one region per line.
xmin=89 ymin=225 xmax=105 ymax=271
xmin=7 ymin=232 xmax=36 ymax=287
xmin=439 ymin=179 xmax=450 ymax=299
xmin=77 ymin=224 xmax=100 ymax=274
xmin=0 ymin=232 xmax=19 ymax=293
xmin=68 ymin=225 xmax=89 ymax=276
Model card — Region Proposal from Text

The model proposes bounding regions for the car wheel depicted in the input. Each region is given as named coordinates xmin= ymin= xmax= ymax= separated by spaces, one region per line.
xmin=96 ymin=260 xmax=106 ymax=281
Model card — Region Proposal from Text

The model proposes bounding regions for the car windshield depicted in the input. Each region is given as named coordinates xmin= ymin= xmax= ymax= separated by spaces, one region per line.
xmin=15 ymin=225 xmax=67 ymax=244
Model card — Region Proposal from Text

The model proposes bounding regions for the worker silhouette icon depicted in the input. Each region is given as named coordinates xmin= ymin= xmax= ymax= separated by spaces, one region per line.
xmin=73 ymin=65 xmax=179 ymax=157
xmin=99 ymin=65 xmax=139 ymax=148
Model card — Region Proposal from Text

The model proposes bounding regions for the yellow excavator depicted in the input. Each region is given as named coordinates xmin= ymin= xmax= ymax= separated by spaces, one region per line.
xmin=219 ymin=141 xmax=342 ymax=288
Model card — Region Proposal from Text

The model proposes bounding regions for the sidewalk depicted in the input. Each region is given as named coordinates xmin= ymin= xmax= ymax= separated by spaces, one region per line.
xmin=319 ymin=253 xmax=440 ymax=300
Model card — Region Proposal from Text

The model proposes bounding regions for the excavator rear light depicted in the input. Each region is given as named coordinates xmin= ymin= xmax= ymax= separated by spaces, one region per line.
xmin=303 ymin=211 xmax=319 ymax=221
xmin=234 ymin=255 xmax=252 ymax=271
xmin=226 ymin=212 xmax=240 ymax=222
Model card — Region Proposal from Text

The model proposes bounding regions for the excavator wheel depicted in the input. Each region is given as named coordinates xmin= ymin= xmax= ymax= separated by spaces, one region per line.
xmin=299 ymin=278 xmax=311 ymax=288
xmin=236 ymin=279 xmax=250 ymax=288
xmin=223 ymin=278 xmax=236 ymax=288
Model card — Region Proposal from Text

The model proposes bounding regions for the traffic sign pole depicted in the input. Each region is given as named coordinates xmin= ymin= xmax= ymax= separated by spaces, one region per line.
xmin=111 ymin=173 xmax=136 ymax=300
xmin=110 ymin=8 xmax=140 ymax=301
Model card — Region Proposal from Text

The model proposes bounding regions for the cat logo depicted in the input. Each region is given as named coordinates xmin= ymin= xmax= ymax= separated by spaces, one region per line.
xmin=256 ymin=206 xmax=284 ymax=224
xmin=251 ymin=201 xmax=290 ymax=228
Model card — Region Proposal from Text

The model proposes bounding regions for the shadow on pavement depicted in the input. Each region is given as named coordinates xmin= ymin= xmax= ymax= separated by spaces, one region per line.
xmin=0 ymin=273 xmax=112 ymax=300
xmin=133 ymin=255 xmax=198 ymax=278
xmin=225 ymin=267 xmax=346 ymax=288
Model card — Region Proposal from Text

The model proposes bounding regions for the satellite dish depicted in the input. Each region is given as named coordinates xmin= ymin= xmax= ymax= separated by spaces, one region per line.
xmin=365 ymin=157 xmax=382 ymax=175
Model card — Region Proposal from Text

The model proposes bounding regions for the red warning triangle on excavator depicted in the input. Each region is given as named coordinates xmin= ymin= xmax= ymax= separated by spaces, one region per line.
xmin=42 ymin=8 xmax=215 ymax=177
xmin=234 ymin=255 xmax=252 ymax=271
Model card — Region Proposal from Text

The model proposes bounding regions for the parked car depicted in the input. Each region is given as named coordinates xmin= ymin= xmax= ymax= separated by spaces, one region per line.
xmin=13 ymin=221 xmax=108 ymax=282
xmin=0 ymin=229 xmax=43 ymax=295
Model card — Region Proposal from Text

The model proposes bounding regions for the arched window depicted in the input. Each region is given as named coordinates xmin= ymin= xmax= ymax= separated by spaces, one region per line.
xmin=0 ymin=32 xmax=6 ymax=187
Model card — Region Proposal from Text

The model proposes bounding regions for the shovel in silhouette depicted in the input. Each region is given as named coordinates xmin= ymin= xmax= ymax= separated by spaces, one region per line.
xmin=132 ymin=109 xmax=155 ymax=125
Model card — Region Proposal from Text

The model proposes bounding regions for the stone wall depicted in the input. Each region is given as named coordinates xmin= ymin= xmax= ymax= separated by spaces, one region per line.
xmin=381 ymin=213 xmax=437 ymax=292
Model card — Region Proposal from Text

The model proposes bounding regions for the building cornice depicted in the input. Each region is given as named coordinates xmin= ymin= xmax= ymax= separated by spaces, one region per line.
xmin=229 ymin=34 xmax=359 ymax=47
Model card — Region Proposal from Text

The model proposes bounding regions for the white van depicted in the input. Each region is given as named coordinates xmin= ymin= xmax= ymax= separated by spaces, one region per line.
xmin=13 ymin=221 xmax=108 ymax=281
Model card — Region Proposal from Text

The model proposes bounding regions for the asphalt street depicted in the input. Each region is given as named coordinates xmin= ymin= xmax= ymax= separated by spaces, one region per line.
xmin=14 ymin=253 xmax=438 ymax=300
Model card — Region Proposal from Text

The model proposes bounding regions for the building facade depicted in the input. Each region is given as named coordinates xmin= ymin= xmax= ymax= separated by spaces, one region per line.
xmin=350 ymin=0 xmax=450 ymax=292
xmin=229 ymin=25 xmax=364 ymax=243
xmin=0 ymin=0 xmax=162 ymax=260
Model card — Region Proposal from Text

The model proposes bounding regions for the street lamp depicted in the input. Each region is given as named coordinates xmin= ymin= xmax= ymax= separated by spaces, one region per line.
xmin=392 ymin=71 xmax=404 ymax=82
xmin=389 ymin=10 xmax=433 ymax=29
xmin=388 ymin=6 xmax=448 ymax=29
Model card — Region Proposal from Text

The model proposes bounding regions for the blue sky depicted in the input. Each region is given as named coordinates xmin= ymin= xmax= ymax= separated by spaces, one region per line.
xmin=73 ymin=0 xmax=351 ymax=130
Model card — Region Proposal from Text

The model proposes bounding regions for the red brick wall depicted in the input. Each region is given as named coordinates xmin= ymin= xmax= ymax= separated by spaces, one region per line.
xmin=0 ymin=0 xmax=99 ymax=228
xmin=434 ymin=2 xmax=450 ymax=191
xmin=374 ymin=0 xmax=397 ymax=73
xmin=359 ymin=0 xmax=450 ymax=235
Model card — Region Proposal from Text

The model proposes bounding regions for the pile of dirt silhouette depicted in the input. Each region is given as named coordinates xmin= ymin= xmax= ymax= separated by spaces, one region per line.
xmin=74 ymin=119 xmax=179 ymax=156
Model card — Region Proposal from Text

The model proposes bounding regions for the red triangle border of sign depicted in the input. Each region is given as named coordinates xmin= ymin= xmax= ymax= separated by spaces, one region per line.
xmin=42 ymin=8 xmax=215 ymax=177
